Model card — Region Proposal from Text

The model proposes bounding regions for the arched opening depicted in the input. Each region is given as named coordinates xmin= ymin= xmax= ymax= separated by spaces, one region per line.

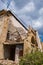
xmin=31 ymin=36 xmax=35 ymax=44
xmin=7 ymin=31 xmax=10 ymax=40
xmin=31 ymin=36 xmax=38 ymax=47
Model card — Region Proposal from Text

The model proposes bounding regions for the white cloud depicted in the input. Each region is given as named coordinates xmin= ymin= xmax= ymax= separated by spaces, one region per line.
xmin=32 ymin=17 xmax=43 ymax=30
xmin=16 ymin=1 xmax=36 ymax=27
xmin=39 ymin=8 xmax=43 ymax=16
xmin=17 ymin=2 xmax=35 ymax=15
xmin=31 ymin=8 xmax=43 ymax=30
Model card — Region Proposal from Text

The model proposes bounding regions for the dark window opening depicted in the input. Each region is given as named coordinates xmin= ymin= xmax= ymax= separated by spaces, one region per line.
xmin=31 ymin=36 xmax=38 ymax=46
xmin=31 ymin=36 xmax=35 ymax=44
xmin=7 ymin=31 xmax=10 ymax=40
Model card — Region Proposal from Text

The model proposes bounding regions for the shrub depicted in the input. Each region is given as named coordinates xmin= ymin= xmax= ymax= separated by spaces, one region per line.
xmin=0 ymin=64 xmax=3 ymax=65
xmin=19 ymin=51 xmax=43 ymax=65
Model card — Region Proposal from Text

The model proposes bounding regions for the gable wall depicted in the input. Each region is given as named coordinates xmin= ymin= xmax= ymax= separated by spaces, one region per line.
xmin=9 ymin=16 xmax=27 ymax=33
xmin=0 ymin=14 xmax=27 ymax=43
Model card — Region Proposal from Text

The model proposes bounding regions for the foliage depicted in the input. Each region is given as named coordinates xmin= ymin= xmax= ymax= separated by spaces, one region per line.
xmin=19 ymin=51 xmax=43 ymax=65
xmin=0 ymin=64 xmax=3 ymax=65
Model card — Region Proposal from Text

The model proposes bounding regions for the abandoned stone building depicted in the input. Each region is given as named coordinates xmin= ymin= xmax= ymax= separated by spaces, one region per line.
xmin=0 ymin=10 xmax=42 ymax=61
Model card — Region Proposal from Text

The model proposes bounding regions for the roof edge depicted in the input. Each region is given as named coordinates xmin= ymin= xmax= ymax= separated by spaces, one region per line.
xmin=0 ymin=9 xmax=28 ymax=31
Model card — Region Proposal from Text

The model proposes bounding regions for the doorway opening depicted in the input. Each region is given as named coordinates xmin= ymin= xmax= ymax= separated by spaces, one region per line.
xmin=3 ymin=44 xmax=23 ymax=61
xmin=4 ymin=44 xmax=16 ymax=61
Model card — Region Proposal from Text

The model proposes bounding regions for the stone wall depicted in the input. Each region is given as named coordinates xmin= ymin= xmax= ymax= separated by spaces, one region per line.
xmin=0 ymin=16 xmax=9 ymax=43
xmin=24 ymin=38 xmax=32 ymax=55
xmin=23 ymin=27 xmax=41 ymax=55
xmin=0 ymin=44 xmax=4 ymax=59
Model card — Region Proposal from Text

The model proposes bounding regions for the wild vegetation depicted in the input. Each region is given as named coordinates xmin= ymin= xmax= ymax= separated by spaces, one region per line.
xmin=19 ymin=51 xmax=43 ymax=65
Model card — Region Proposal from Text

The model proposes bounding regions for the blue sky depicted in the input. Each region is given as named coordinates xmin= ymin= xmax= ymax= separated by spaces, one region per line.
xmin=0 ymin=0 xmax=43 ymax=42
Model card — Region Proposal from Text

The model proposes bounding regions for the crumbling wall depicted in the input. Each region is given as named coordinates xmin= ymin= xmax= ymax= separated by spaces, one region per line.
xmin=23 ymin=27 xmax=40 ymax=54
xmin=36 ymin=31 xmax=42 ymax=52
xmin=24 ymin=38 xmax=32 ymax=55
xmin=0 ymin=16 xmax=9 ymax=43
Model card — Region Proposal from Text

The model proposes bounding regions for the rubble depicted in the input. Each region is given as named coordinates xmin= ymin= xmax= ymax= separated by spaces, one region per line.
xmin=0 ymin=59 xmax=15 ymax=65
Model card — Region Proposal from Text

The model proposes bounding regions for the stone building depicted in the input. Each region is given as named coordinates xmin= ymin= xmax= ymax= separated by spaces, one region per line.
xmin=0 ymin=10 xmax=42 ymax=61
